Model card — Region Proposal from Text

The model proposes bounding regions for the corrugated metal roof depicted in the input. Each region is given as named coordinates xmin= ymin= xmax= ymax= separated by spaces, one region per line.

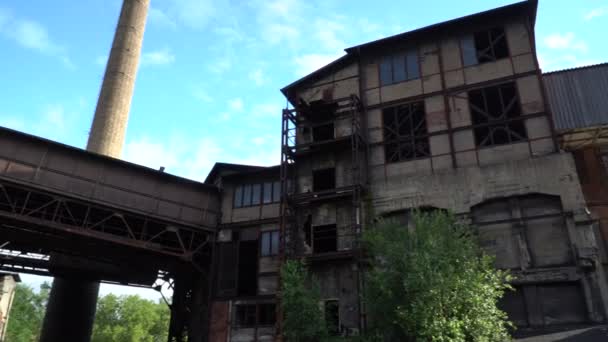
xmin=544 ymin=63 xmax=608 ymax=131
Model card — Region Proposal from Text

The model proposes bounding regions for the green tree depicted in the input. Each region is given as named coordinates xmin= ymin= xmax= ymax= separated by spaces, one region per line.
xmin=280 ymin=259 xmax=327 ymax=342
xmin=91 ymin=294 xmax=169 ymax=342
xmin=363 ymin=211 xmax=513 ymax=341
xmin=5 ymin=282 xmax=50 ymax=342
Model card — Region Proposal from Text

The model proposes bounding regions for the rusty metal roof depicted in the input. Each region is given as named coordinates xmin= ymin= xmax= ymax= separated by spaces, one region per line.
xmin=544 ymin=63 xmax=608 ymax=131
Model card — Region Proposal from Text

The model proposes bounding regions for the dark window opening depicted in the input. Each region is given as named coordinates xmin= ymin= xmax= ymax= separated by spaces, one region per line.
xmin=313 ymin=168 xmax=336 ymax=192
xmin=258 ymin=304 xmax=277 ymax=326
xmin=237 ymin=240 xmax=258 ymax=296
xmin=261 ymin=231 xmax=280 ymax=257
xmin=469 ymin=83 xmax=527 ymax=147
xmin=383 ymin=101 xmax=429 ymax=163
xmin=380 ymin=49 xmax=420 ymax=86
xmin=217 ymin=242 xmax=238 ymax=297
xmin=235 ymin=304 xmax=257 ymax=327
xmin=313 ymin=224 xmax=337 ymax=253
xmin=304 ymin=215 xmax=312 ymax=247
xmin=324 ymin=300 xmax=340 ymax=336
xmin=462 ymin=27 xmax=509 ymax=66
xmin=312 ymin=123 xmax=335 ymax=142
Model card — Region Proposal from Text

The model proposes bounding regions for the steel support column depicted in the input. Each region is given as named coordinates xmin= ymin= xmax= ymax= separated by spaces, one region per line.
xmin=40 ymin=277 xmax=100 ymax=342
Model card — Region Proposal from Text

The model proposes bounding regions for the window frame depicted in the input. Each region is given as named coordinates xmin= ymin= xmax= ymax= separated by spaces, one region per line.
xmin=260 ymin=230 xmax=280 ymax=257
xmin=233 ymin=181 xmax=282 ymax=208
xmin=461 ymin=26 xmax=510 ymax=67
xmin=382 ymin=100 xmax=430 ymax=163
xmin=379 ymin=49 xmax=420 ymax=86
xmin=467 ymin=82 xmax=528 ymax=148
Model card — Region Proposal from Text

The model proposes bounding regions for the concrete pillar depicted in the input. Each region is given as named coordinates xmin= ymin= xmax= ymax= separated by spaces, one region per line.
xmin=87 ymin=0 xmax=150 ymax=157
xmin=40 ymin=278 xmax=100 ymax=342
xmin=41 ymin=1 xmax=149 ymax=341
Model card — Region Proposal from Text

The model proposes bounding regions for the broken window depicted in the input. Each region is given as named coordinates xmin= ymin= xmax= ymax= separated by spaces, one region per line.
xmin=260 ymin=231 xmax=280 ymax=257
xmin=461 ymin=27 xmax=509 ymax=66
xmin=234 ymin=304 xmax=257 ymax=327
xmin=258 ymin=304 xmax=277 ymax=326
xmin=324 ymin=300 xmax=340 ymax=336
xmin=313 ymin=224 xmax=337 ymax=253
xmin=313 ymin=168 xmax=336 ymax=192
xmin=237 ymin=240 xmax=258 ymax=296
xmin=380 ymin=49 xmax=420 ymax=86
xmin=383 ymin=101 xmax=429 ymax=163
xmin=468 ymin=82 xmax=527 ymax=147
xmin=312 ymin=122 xmax=335 ymax=142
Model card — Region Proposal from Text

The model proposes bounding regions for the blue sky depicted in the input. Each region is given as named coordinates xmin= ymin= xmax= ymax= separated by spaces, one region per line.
xmin=0 ymin=0 xmax=606 ymax=297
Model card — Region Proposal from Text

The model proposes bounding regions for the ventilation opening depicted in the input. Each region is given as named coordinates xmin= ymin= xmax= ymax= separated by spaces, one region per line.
xmin=313 ymin=224 xmax=337 ymax=253
xmin=237 ymin=240 xmax=258 ymax=296
xmin=313 ymin=168 xmax=335 ymax=192
xmin=324 ymin=300 xmax=340 ymax=336
xmin=312 ymin=123 xmax=335 ymax=142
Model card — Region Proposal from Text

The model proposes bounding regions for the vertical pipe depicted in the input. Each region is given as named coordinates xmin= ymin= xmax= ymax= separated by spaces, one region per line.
xmin=41 ymin=1 xmax=149 ymax=341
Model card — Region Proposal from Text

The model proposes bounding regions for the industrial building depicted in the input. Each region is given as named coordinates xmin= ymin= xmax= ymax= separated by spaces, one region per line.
xmin=0 ymin=273 xmax=20 ymax=342
xmin=1 ymin=0 xmax=608 ymax=341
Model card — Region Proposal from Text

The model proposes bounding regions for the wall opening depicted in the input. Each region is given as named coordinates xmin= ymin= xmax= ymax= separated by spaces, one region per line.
xmin=462 ymin=27 xmax=509 ymax=66
xmin=217 ymin=242 xmax=238 ymax=297
xmin=234 ymin=304 xmax=256 ymax=327
xmin=313 ymin=168 xmax=336 ymax=192
xmin=383 ymin=101 xmax=429 ymax=163
xmin=237 ymin=240 xmax=258 ymax=296
xmin=324 ymin=300 xmax=340 ymax=336
xmin=313 ymin=224 xmax=337 ymax=253
xmin=312 ymin=123 xmax=335 ymax=142
xmin=258 ymin=303 xmax=276 ymax=326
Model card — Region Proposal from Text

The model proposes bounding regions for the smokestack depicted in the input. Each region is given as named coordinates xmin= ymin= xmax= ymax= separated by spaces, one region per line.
xmin=41 ymin=2 xmax=150 ymax=341
xmin=87 ymin=0 xmax=150 ymax=157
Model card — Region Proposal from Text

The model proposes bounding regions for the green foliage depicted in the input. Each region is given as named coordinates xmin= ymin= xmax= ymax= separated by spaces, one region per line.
xmin=280 ymin=259 xmax=327 ymax=342
xmin=5 ymin=282 xmax=50 ymax=342
xmin=5 ymin=283 xmax=169 ymax=342
xmin=362 ymin=211 xmax=513 ymax=342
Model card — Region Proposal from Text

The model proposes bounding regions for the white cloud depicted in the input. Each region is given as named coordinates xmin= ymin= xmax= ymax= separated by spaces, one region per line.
xmin=252 ymin=137 xmax=266 ymax=146
xmin=141 ymin=48 xmax=175 ymax=66
xmin=262 ymin=23 xmax=300 ymax=45
xmin=148 ymin=7 xmax=177 ymax=29
xmin=584 ymin=6 xmax=608 ymax=20
xmin=41 ymin=104 xmax=65 ymax=132
xmin=315 ymin=18 xmax=345 ymax=50
xmin=208 ymin=59 xmax=232 ymax=73
xmin=251 ymin=103 xmax=282 ymax=118
xmin=0 ymin=115 xmax=25 ymax=131
xmin=95 ymin=55 xmax=107 ymax=66
xmin=165 ymin=0 xmax=219 ymax=30
xmin=538 ymin=53 xmax=601 ymax=72
xmin=293 ymin=53 xmax=344 ymax=77
xmin=192 ymin=87 xmax=213 ymax=103
xmin=264 ymin=0 xmax=301 ymax=19
xmin=249 ymin=69 xmax=266 ymax=86
xmin=0 ymin=8 xmax=72 ymax=67
xmin=544 ymin=33 xmax=588 ymax=53
xmin=229 ymin=98 xmax=244 ymax=112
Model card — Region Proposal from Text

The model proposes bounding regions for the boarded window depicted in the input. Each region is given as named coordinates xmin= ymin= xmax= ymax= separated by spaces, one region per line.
xmin=313 ymin=168 xmax=336 ymax=192
xmin=469 ymin=82 xmax=527 ymax=147
xmin=261 ymin=231 xmax=280 ymax=256
xmin=237 ymin=240 xmax=258 ymax=296
xmin=313 ymin=224 xmax=337 ymax=253
xmin=217 ymin=243 xmax=238 ymax=297
xmin=380 ymin=50 xmax=420 ymax=86
xmin=312 ymin=123 xmax=335 ymax=142
xmin=461 ymin=27 xmax=509 ymax=66
xmin=324 ymin=300 xmax=340 ymax=336
xmin=383 ymin=101 xmax=429 ymax=163
xmin=472 ymin=194 xmax=572 ymax=269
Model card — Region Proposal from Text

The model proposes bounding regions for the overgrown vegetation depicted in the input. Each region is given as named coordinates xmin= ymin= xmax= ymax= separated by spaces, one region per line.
xmin=280 ymin=259 xmax=327 ymax=342
xmin=363 ymin=211 xmax=513 ymax=341
xmin=280 ymin=211 xmax=513 ymax=342
xmin=5 ymin=282 xmax=170 ymax=342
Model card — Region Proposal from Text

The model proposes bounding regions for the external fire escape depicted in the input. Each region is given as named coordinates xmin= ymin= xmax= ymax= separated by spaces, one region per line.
xmin=278 ymin=93 xmax=366 ymax=335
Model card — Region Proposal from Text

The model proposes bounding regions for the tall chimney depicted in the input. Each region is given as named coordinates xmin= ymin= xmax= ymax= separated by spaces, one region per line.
xmin=40 ymin=2 xmax=150 ymax=341
xmin=87 ymin=0 xmax=150 ymax=157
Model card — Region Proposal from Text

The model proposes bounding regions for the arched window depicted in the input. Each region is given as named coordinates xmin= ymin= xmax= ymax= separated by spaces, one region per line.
xmin=472 ymin=194 xmax=573 ymax=269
